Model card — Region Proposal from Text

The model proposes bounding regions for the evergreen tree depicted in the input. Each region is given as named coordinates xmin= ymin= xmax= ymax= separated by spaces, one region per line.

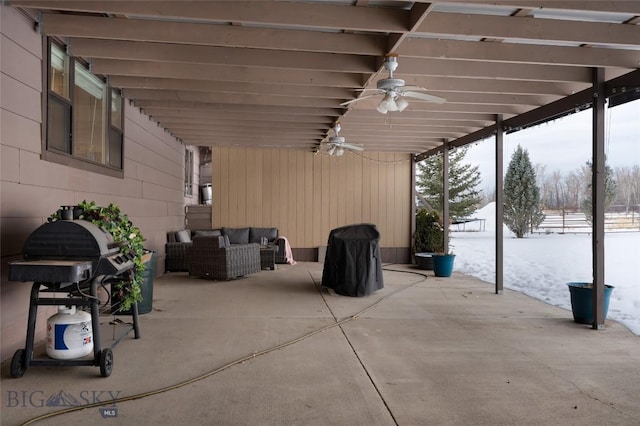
xmin=416 ymin=146 xmax=482 ymax=220
xmin=581 ymin=158 xmax=617 ymax=223
xmin=503 ymin=145 xmax=545 ymax=238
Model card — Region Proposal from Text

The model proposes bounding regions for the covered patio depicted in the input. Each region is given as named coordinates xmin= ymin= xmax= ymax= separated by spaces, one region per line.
xmin=2 ymin=2 xmax=639 ymax=421
xmin=3 ymin=264 xmax=640 ymax=425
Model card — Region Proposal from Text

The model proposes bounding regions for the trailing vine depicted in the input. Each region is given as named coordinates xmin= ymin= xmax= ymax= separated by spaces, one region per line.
xmin=49 ymin=201 xmax=145 ymax=312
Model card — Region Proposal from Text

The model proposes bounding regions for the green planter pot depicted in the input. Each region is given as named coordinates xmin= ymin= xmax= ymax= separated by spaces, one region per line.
xmin=433 ymin=254 xmax=455 ymax=277
xmin=415 ymin=253 xmax=435 ymax=270
xmin=112 ymin=252 xmax=156 ymax=315
xmin=567 ymin=282 xmax=614 ymax=325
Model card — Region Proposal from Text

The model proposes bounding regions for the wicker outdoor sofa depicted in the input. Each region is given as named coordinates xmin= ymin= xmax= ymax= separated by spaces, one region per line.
xmin=165 ymin=227 xmax=286 ymax=274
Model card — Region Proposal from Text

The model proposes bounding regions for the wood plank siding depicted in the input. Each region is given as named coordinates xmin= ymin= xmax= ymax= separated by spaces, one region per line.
xmin=211 ymin=147 xmax=411 ymax=262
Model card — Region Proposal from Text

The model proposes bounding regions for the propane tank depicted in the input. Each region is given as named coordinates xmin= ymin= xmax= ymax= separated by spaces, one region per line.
xmin=46 ymin=306 xmax=93 ymax=360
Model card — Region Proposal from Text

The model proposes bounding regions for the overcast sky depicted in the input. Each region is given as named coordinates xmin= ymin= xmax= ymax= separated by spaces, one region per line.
xmin=463 ymin=99 xmax=639 ymax=192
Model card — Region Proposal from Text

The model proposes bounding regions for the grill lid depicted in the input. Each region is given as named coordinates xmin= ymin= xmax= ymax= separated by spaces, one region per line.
xmin=12 ymin=220 xmax=135 ymax=282
xmin=23 ymin=220 xmax=119 ymax=259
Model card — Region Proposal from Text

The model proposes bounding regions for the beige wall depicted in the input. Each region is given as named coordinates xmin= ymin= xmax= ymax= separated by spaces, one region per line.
xmin=0 ymin=5 xmax=197 ymax=361
xmin=211 ymin=147 xmax=412 ymax=256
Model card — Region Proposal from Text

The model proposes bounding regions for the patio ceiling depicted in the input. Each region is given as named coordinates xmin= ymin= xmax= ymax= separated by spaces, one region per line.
xmin=10 ymin=0 xmax=640 ymax=155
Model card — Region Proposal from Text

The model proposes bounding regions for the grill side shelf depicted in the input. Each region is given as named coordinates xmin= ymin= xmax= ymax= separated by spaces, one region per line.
xmin=8 ymin=260 xmax=93 ymax=285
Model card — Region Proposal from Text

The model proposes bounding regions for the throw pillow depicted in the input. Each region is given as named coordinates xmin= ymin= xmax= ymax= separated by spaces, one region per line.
xmin=222 ymin=227 xmax=250 ymax=244
xmin=249 ymin=227 xmax=278 ymax=244
xmin=217 ymin=235 xmax=230 ymax=248
xmin=193 ymin=229 xmax=222 ymax=238
xmin=176 ymin=229 xmax=192 ymax=243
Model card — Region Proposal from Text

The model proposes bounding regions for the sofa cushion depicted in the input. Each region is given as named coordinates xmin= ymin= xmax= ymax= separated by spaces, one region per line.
xmin=176 ymin=229 xmax=192 ymax=243
xmin=249 ymin=227 xmax=278 ymax=244
xmin=216 ymin=235 xmax=231 ymax=248
xmin=193 ymin=229 xmax=222 ymax=238
xmin=222 ymin=227 xmax=250 ymax=245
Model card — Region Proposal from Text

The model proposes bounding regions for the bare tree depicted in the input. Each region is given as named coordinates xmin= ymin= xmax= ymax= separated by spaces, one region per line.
xmin=535 ymin=163 xmax=550 ymax=208
xmin=614 ymin=165 xmax=640 ymax=212
xmin=564 ymin=170 xmax=583 ymax=210
xmin=550 ymin=170 xmax=566 ymax=210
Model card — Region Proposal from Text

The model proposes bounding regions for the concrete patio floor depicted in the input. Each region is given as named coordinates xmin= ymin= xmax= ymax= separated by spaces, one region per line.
xmin=2 ymin=262 xmax=640 ymax=425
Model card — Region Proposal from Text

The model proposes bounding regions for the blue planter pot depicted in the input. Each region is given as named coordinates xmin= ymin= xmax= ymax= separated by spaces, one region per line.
xmin=433 ymin=254 xmax=455 ymax=277
xmin=567 ymin=282 xmax=614 ymax=325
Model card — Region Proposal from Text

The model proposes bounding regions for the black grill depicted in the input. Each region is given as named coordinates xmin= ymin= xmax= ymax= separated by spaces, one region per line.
xmin=9 ymin=220 xmax=135 ymax=286
xmin=8 ymin=218 xmax=140 ymax=378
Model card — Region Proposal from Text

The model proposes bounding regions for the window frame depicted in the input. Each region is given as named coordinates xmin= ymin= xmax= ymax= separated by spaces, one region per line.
xmin=184 ymin=147 xmax=194 ymax=197
xmin=41 ymin=38 xmax=124 ymax=179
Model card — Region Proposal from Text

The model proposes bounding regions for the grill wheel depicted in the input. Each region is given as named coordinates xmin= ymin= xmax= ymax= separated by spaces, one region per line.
xmin=10 ymin=349 xmax=27 ymax=378
xmin=99 ymin=348 xmax=114 ymax=377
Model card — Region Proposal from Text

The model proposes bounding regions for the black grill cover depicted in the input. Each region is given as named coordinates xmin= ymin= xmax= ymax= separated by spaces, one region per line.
xmin=321 ymin=224 xmax=383 ymax=297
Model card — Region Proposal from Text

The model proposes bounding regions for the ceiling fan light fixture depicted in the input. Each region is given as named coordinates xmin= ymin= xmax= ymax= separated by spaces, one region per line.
xmin=336 ymin=147 xmax=345 ymax=157
xmin=377 ymin=93 xmax=397 ymax=114
xmin=396 ymin=97 xmax=409 ymax=111
xmin=328 ymin=146 xmax=336 ymax=156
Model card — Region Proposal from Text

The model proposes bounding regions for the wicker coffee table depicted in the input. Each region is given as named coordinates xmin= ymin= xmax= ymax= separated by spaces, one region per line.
xmin=260 ymin=247 xmax=276 ymax=270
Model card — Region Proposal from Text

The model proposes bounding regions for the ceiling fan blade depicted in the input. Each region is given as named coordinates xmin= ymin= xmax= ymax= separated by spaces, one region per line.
xmin=402 ymin=86 xmax=427 ymax=92
xmin=342 ymin=143 xmax=364 ymax=152
xmin=340 ymin=94 xmax=379 ymax=106
xmin=402 ymin=91 xmax=446 ymax=104
xmin=402 ymin=85 xmax=429 ymax=91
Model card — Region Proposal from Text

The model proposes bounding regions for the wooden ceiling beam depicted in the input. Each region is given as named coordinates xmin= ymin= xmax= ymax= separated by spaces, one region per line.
xmin=340 ymin=131 xmax=466 ymax=139
xmin=338 ymin=130 xmax=455 ymax=138
xmin=344 ymin=109 xmax=495 ymax=121
xmin=342 ymin=116 xmax=490 ymax=128
xmin=109 ymin=77 xmax=353 ymax=99
xmin=417 ymin=12 xmax=640 ymax=47
xmin=338 ymin=123 xmax=479 ymax=133
xmin=151 ymin=118 xmax=330 ymax=128
xmin=397 ymin=38 xmax=640 ymax=69
xmin=349 ymin=100 xmax=528 ymax=115
xmin=143 ymin=109 xmax=334 ymax=124
xmin=391 ymin=57 xmax=592 ymax=82
xmin=392 ymin=76 xmax=586 ymax=96
xmin=419 ymin=1 xmax=640 ymax=15
xmin=122 ymin=89 xmax=342 ymax=108
xmin=156 ymin=121 xmax=326 ymax=131
xmin=92 ymin=59 xmax=364 ymax=87
xmin=69 ymin=38 xmax=377 ymax=73
xmin=40 ymin=13 xmax=386 ymax=55
xmin=173 ymin=128 xmax=324 ymax=137
xmin=135 ymin=100 xmax=341 ymax=116
xmin=16 ymin=1 xmax=409 ymax=32
xmin=182 ymin=137 xmax=319 ymax=147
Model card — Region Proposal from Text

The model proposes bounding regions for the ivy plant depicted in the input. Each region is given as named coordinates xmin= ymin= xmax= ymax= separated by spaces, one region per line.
xmin=50 ymin=200 xmax=145 ymax=312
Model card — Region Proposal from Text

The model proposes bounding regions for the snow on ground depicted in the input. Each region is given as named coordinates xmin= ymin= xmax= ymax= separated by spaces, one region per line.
xmin=451 ymin=202 xmax=640 ymax=335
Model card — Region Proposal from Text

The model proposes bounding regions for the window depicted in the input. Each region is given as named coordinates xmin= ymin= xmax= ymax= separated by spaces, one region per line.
xmin=73 ymin=63 xmax=107 ymax=163
xmin=43 ymin=39 xmax=124 ymax=177
xmin=185 ymin=148 xmax=194 ymax=196
xmin=47 ymin=43 xmax=71 ymax=154
xmin=109 ymin=90 xmax=123 ymax=169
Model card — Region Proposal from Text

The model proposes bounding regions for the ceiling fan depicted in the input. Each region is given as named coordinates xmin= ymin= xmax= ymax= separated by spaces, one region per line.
xmin=324 ymin=124 xmax=363 ymax=156
xmin=341 ymin=54 xmax=446 ymax=114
